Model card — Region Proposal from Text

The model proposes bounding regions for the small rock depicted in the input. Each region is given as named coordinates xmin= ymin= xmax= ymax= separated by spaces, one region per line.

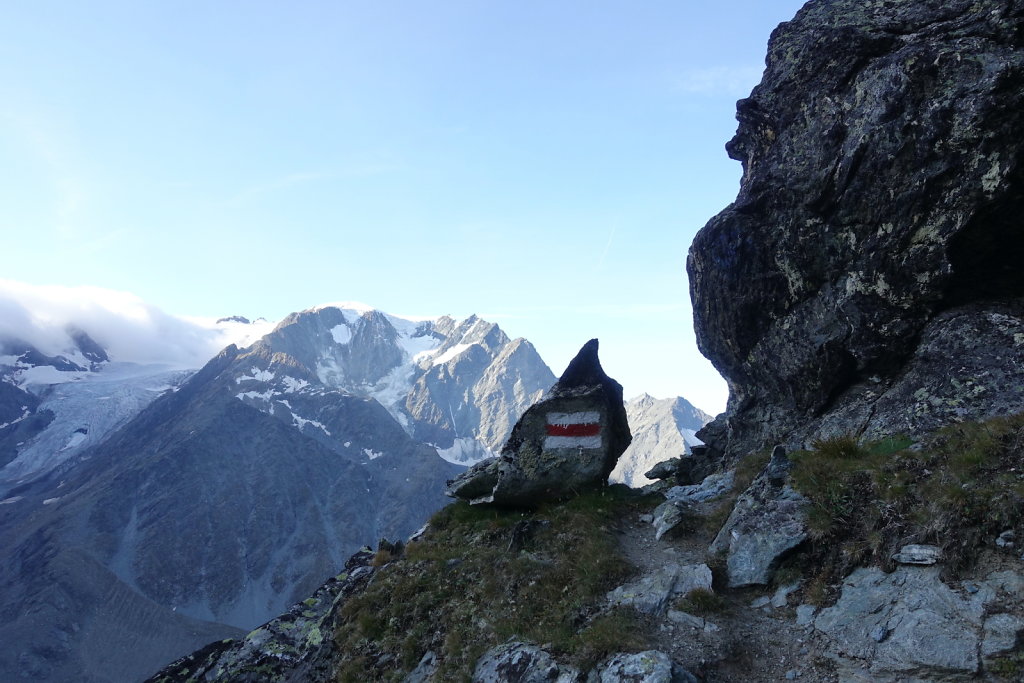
xmin=750 ymin=596 xmax=771 ymax=609
xmin=639 ymin=513 xmax=654 ymax=524
xmin=996 ymin=529 xmax=1016 ymax=548
xmin=785 ymin=670 xmax=799 ymax=680
xmin=406 ymin=651 xmax=438 ymax=683
xmin=667 ymin=610 xmax=705 ymax=630
xmin=771 ymin=582 xmax=801 ymax=608
xmin=608 ymin=564 xmax=712 ymax=615
xmin=892 ymin=544 xmax=941 ymax=565
xmin=651 ymin=501 xmax=686 ymax=541
xmin=795 ymin=604 xmax=817 ymax=627
xmin=870 ymin=624 xmax=890 ymax=643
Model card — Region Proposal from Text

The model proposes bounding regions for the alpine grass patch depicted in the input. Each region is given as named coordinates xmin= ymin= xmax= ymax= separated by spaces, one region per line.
xmin=332 ymin=486 xmax=658 ymax=681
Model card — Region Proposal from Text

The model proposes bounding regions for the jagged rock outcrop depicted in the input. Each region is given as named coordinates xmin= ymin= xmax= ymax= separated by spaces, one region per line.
xmin=446 ymin=339 xmax=631 ymax=507
xmin=147 ymin=548 xmax=378 ymax=683
xmin=709 ymin=447 xmax=808 ymax=587
xmin=688 ymin=0 xmax=1024 ymax=459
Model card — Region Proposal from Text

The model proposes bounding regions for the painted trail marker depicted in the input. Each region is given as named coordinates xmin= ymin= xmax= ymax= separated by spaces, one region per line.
xmin=544 ymin=411 xmax=602 ymax=449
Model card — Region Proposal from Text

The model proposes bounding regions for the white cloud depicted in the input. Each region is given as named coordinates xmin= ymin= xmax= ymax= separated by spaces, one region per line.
xmin=675 ymin=65 xmax=765 ymax=96
xmin=0 ymin=279 xmax=270 ymax=368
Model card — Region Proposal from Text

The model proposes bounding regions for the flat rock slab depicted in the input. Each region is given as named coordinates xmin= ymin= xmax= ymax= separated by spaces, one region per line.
xmin=607 ymin=563 xmax=712 ymax=616
xmin=892 ymin=543 xmax=941 ymax=565
xmin=814 ymin=566 xmax=985 ymax=679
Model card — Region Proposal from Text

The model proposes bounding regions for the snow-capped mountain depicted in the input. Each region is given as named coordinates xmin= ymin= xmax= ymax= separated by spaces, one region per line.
xmin=235 ymin=304 xmax=556 ymax=466
xmin=610 ymin=393 xmax=712 ymax=487
xmin=0 ymin=313 xmax=273 ymax=491
xmin=0 ymin=298 xmax=555 ymax=683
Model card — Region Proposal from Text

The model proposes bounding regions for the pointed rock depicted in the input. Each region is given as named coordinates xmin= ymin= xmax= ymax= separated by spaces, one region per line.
xmin=446 ymin=339 xmax=631 ymax=507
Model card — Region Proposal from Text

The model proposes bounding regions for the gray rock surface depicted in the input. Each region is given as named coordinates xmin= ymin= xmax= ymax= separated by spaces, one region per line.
xmin=710 ymin=456 xmax=807 ymax=587
xmin=814 ymin=566 xmax=991 ymax=680
xmin=607 ymin=563 xmax=712 ymax=615
xmin=447 ymin=339 xmax=631 ymax=507
xmin=651 ymin=501 xmax=686 ymax=541
xmin=591 ymin=651 xmax=696 ymax=683
xmin=982 ymin=612 xmax=1024 ymax=659
xmin=473 ymin=641 xmax=580 ymax=683
xmin=687 ymin=0 xmax=1024 ymax=460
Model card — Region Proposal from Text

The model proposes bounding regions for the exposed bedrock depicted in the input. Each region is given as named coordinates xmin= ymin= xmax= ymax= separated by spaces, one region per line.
xmin=688 ymin=0 xmax=1024 ymax=459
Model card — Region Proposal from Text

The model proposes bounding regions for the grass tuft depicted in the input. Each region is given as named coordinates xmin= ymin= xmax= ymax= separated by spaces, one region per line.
xmin=674 ymin=587 xmax=730 ymax=616
xmin=788 ymin=414 xmax=1024 ymax=587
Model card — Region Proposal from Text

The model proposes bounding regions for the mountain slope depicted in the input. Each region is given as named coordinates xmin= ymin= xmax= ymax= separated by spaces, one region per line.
xmin=0 ymin=304 xmax=557 ymax=682
xmin=610 ymin=394 xmax=712 ymax=487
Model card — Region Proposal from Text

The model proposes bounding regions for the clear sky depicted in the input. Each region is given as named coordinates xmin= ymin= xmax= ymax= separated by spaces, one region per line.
xmin=0 ymin=1 xmax=807 ymax=416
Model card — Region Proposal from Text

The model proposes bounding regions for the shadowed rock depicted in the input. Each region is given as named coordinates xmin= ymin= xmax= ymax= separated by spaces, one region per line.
xmin=446 ymin=339 xmax=631 ymax=507
xmin=688 ymin=0 xmax=1024 ymax=459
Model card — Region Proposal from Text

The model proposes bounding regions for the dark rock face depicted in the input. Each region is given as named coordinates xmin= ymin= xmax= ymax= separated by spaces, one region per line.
xmin=447 ymin=339 xmax=631 ymax=506
xmin=688 ymin=0 xmax=1024 ymax=458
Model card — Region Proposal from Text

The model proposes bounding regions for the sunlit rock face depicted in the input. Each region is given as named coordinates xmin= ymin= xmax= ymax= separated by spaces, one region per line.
xmin=688 ymin=0 xmax=1024 ymax=459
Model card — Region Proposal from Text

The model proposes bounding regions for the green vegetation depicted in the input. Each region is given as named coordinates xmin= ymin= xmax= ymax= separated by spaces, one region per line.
xmin=674 ymin=587 xmax=730 ymax=616
xmin=332 ymin=486 xmax=659 ymax=681
xmin=788 ymin=414 xmax=1024 ymax=586
xmin=990 ymin=652 xmax=1024 ymax=679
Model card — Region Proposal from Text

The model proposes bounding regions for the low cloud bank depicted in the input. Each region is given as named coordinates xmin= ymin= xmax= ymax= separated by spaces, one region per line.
xmin=0 ymin=280 xmax=271 ymax=368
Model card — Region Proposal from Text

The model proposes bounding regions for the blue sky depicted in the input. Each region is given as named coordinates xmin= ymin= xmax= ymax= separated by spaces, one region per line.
xmin=1 ymin=1 xmax=807 ymax=415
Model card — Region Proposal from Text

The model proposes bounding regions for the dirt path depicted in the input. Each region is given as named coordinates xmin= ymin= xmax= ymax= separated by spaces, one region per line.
xmin=613 ymin=499 xmax=839 ymax=682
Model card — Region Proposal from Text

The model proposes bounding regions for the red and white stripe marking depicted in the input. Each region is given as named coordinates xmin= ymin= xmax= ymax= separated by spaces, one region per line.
xmin=544 ymin=411 xmax=602 ymax=449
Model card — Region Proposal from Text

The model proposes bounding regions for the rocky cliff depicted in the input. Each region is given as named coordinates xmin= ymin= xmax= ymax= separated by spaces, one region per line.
xmin=689 ymin=0 xmax=1024 ymax=460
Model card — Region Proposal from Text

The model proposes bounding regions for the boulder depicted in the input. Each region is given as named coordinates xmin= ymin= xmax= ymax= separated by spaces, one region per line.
xmin=473 ymin=641 xmax=580 ymax=683
xmin=710 ymin=449 xmax=807 ymax=587
xmin=686 ymin=0 xmax=1024 ymax=460
xmin=645 ymin=458 xmax=684 ymax=482
xmin=446 ymin=339 xmax=631 ymax=507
